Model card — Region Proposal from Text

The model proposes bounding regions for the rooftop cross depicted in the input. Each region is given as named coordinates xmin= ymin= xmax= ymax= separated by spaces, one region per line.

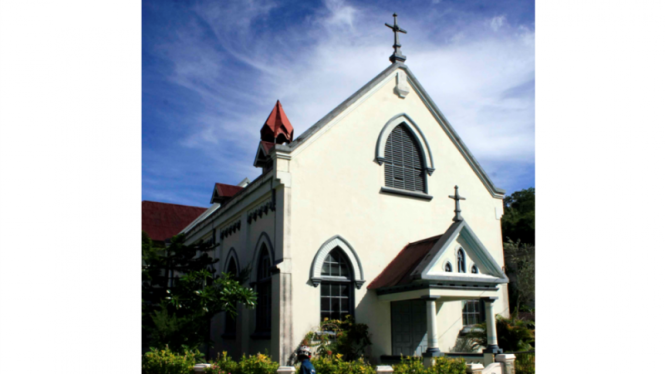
xmin=385 ymin=13 xmax=407 ymax=63
xmin=448 ymin=185 xmax=467 ymax=222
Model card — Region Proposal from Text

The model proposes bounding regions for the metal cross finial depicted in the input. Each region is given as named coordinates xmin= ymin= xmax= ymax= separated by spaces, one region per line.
xmin=448 ymin=185 xmax=466 ymax=222
xmin=385 ymin=13 xmax=407 ymax=63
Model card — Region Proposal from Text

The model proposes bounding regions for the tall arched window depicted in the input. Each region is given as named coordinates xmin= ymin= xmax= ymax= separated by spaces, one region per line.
xmin=384 ymin=124 xmax=426 ymax=193
xmin=223 ymin=257 xmax=238 ymax=338
xmin=256 ymin=245 xmax=271 ymax=333
xmin=320 ymin=247 xmax=354 ymax=321
xmin=457 ymin=249 xmax=466 ymax=273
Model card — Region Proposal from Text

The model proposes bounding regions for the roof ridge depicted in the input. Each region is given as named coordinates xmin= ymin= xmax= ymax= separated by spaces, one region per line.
xmin=142 ymin=200 xmax=206 ymax=210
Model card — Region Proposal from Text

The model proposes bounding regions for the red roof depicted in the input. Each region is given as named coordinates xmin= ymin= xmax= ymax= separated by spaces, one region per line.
xmin=260 ymin=141 xmax=275 ymax=154
xmin=367 ymin=234 xmax=443 ymax=289
xmin=214 ymin=183 xmax=244 ymax=198
xmin=142 ymin=201 xmax=207 ymax=242
xmin=260 ymin=100 xmax=294 ymax=144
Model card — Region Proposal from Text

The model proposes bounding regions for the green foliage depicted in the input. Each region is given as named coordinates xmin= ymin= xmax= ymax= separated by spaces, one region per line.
xmin=464 ymin=314 xmax=535 ymax=352
xmin=142 ymin=346 xmax=203 ymax=374
xmin=515 ymin=352 xmax=535 ymax=374
xmin=206 ymin=352 xmax=279 ymax=374
xmin=301 ymin=315 xmax=372 ymax=361
xmin=309 ymin=353 xmax=376 ymax=374
xmin=502 ymin=188 xmax=535 ymax=245
xmin=143 ymin=232 xmax=257 ymax=351
xmin=503 ymin=240 xmax=535 ymax=312
xmin=392 ymin=356 xmax=466 ymax=374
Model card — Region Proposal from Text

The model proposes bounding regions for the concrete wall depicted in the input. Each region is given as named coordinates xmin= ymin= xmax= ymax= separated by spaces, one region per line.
xmin=284 ymin=69 xmax=509 ymax=361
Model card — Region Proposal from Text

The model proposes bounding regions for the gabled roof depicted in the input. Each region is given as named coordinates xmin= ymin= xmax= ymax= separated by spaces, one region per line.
xmin=368 ymin=219 xmax=508 ymax=290
xmin=275 ymin=62 xmax=505 ymax=198
xmin=253 ymin=141 xmax=276 ymax=168
xmin=210 ymin=183 xmax=244 ymax=204
xmin=367 ymin=233 xmax=444 ymax=289
xmin=142 ymin=201 xmax=207 ymax=242
xmin=261 ymin=100 xmax=294 ymax=144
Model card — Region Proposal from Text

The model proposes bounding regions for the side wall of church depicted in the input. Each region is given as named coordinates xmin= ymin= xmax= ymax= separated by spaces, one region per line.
xmin=185 ymin=187 xmax=278 ymax=360
xmin=285 ymin=70 xmax=509 ymax=361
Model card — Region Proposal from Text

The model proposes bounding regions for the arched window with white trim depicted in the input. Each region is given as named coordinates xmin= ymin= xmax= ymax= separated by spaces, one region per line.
xmin=320 ymin=247 xmax=354 ymax=321
xmin=457 ymin=248 xmax=466 ymax=273
xmin=384 ymin=124 xmax=426 ymax=193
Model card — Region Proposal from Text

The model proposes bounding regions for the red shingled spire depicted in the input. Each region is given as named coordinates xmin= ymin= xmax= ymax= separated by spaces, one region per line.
xmin=260 ymin=100 xmax=294 ymax=144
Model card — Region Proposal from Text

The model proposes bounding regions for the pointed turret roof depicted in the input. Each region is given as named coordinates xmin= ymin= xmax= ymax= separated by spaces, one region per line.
xmin=260 ymin=100 xmax=294 ymax=144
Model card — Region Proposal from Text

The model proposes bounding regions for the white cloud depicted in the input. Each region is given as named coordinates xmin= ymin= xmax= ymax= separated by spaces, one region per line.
xmin=152 ymin=1 xmax=534 ymax=188
xmin=489 ymin=15 xmax=506 ymax=32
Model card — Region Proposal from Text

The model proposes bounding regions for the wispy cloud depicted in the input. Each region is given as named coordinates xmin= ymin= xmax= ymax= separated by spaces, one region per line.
xmin=143 ymin=0 xmax=535 ymax=205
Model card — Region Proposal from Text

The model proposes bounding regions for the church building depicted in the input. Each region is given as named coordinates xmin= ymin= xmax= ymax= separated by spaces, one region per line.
xmin=178 ymin=15 xmax=510 ymax=366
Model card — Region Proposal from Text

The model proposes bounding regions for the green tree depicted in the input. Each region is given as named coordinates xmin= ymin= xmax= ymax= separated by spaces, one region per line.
xmin=504 ymin=240 xmax=535 ymax=313
xmin=142 ymin=232 xmax=256 ymax=352
xmin=502 ymin=188 xmax=535 ymax=245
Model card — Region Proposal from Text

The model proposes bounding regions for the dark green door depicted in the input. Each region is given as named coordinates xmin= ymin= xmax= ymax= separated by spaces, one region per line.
xmin=391 ymin=300 xmax=428 ymax=356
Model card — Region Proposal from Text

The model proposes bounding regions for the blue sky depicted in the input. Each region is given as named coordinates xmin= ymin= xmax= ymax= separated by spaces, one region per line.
xmin=143 ymin=0 xmax=535 ymax=207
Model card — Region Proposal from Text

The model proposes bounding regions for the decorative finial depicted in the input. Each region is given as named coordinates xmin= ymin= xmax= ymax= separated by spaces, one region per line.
xmin=448 ymin=185 xmax=467 ymax=222
xmin=385 ymin=13 xmax=407 ymax=63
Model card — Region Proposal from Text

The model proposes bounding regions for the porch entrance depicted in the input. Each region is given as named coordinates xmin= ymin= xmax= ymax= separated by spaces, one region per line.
xmin=390 ymin=299 xmax=427 ymax=356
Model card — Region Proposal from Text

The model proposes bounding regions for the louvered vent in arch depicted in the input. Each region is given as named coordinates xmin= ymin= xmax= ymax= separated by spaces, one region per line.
xmin=384 ymin=124 xmax=425 ymax=192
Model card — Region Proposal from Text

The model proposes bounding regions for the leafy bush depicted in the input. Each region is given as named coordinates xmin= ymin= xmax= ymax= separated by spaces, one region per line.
xmin=392 ymin=356 xmax=466 ymax=374
xmin=464 ymin=314 xmax=535 ymax=352
xmin=142 ymin=346 xmax=202 ymax=374
xmin=301 ymin=315 xmax=372 ymax=360
xmin=309 ymin=353 xmax=376 ymax=374
xmin=205 ymin=352 xmax=278 ymax=374
xmin=515 ymin=352 xmax=535 ymax=374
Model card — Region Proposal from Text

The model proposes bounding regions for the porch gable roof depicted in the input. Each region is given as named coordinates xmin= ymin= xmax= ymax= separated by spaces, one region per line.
xmin=368 ymin=220 xmax=508 ymax=292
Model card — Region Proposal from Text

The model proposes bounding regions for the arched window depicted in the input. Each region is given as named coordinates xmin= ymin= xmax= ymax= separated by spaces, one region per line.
xmin=457 ymin=249 xmax=466 ymax=273
xmin=256 ymin=245 xmax=271 ymax=333
xmin=320 ymin=247 xmax=354 ymax=322
xmin=384 ymin=124 xmax=426 ymax=193
xmin=444 ymin=262 xmax=452 ymax=272
xmin=224 ymin=257 xmax=238 ymax=337
xmin=471 ymin=265 xmax=478 ymax=274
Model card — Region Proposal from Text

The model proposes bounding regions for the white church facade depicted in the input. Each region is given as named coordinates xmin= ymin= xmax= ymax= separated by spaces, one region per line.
xmin=179 ymin=19 xmax=510 ymax=365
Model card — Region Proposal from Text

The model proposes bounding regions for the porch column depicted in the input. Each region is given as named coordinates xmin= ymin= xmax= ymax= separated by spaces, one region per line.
xmin=483 ymin=297 xmax=502 ymax=354
xmin=423 ymin=296 xmax=440 ymax=353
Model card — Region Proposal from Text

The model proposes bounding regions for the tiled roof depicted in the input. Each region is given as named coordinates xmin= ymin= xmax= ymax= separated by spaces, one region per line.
xmin=142 ymin=201 xmax=207 ymax=242
xmin=261 ymin=100 xmax=294 ymax=143
xmin=366 ymin=234 xmax=443 ymax=289
xmin=260 ymin=141 xmax=275 ymax=154
xmin=214 ymin=183 xmax=244 ymax=198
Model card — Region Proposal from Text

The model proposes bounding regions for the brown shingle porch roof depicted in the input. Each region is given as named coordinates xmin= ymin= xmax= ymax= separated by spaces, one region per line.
xmin=367 ymin=234 xmax=442 ymax=290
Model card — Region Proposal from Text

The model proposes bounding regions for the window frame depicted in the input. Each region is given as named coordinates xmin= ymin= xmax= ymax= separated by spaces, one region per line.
xmin=462 ymin=299 xmax=485 ymax=327
xmin=319 ymin=248 xmax=355 ymax=323
xmin=457 ymin=248 xmax=467 ymax=273
xmin=383 ymin=123 xmax=428 ymax=194
xmin=222 ymin=257 xmax=239 ymax=339
xmin=254 ymin=246 xmax=272 ymax=335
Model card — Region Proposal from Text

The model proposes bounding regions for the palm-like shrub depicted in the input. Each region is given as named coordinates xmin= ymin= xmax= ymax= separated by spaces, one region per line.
xmin=464 ymin=314 xmax=535 ymax=352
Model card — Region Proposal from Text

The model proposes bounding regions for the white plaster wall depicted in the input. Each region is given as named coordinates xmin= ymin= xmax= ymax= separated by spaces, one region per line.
xmin=285 ymin=70 xmax=510 ymax=361
xmin=186 ymin=191 xmax=277 ymax=359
